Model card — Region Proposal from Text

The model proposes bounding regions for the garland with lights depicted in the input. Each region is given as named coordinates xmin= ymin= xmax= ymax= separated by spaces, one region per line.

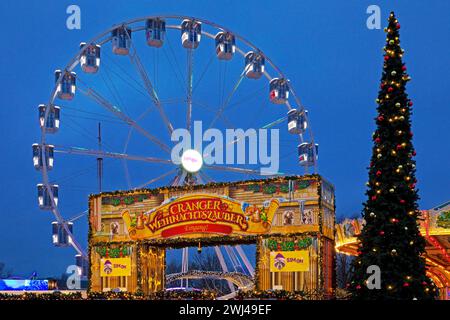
xmin=135 ymin=243 xmax=144 ymax=295
xmin=88 ymin=291 xmax=145 ymax=300
xmin=150 ymin=289 xmax=217 ymax=300
xmin=349 ymin=12 xmax=435 ymax=300
xmin=233 ymin=289 xmax=328 ymax=300
xmin=91 ymin=232 xmax=320 ymax=249
xmin=0 ymin=289 xmax=332 ymax=300
xmin=317 ymin=179 xmax=325 ymax=295
xmin=266 ymin=237 xmax=313 ymax=251
xmin=96 ymin=246 xmax=131 ymax=258
xmin=102 ymin=193 xmax=153 ymax=207
xmin=89 ymin=175 xmax=321 ymax=200
xmin=244 ymin=179 xmax=312 ymax=195
xmin=0 ymin=292 xmax=83 ymax=300
xmin=87 ymin=198 xmax=93 ymax=293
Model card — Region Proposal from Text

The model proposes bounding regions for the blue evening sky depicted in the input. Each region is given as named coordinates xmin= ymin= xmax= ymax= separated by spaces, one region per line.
xmin=0 ymin=0 xmax=448 ymax=277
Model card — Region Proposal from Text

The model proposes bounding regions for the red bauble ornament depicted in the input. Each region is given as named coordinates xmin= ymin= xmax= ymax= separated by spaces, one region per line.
xmin=379 ymin=231 xmax=385 ymax=235
xmin=388 ymin=87 xmax=394 ymax=92
xmin=422 ymin=281 xmax=427 ymax=286
xmin=356 ymin=285 xmax=362 ymax=290
xmin=408 ymin=101 xmax=413 ymax=106
xmin=412 ymin=151 xmax=417 ymax=156
xmin=377 ymin=115 xmax=384 ymax=121
xmin=396 ymin=23 xmax=401 ymax=29
xmin=384 ymin=55 xmax=389 ymax=61
xmin=371 ymin=196 xmax=377 ymax=201
xmin=403 ymin=282 xmax=409 ymax=287
xmin=400 ymin=199 xmax=406 ymax=204
xmin=402 ymin=66 xmax=407 ymax=71
xmin=375 ymin=137 xmax=381 ymax=143
xmin=376 ymin=170 xmax=382 ymax=176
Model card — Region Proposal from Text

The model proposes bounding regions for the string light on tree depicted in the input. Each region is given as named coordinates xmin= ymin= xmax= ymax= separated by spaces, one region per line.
xmin=350 ymin=12 xmax=435 ymax=300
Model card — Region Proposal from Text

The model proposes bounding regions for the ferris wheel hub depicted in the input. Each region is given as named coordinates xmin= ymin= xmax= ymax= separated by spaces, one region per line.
xmin=181 ymin=149 xmax=203 ymax=173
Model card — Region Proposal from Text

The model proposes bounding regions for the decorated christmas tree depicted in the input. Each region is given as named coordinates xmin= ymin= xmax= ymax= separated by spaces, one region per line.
xmin=349 ymin=12 xmax=435 ymax=300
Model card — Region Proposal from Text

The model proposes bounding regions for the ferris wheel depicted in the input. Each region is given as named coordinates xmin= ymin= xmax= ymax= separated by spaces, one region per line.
xmin=34 ymin=15 xmax=318 ymax=280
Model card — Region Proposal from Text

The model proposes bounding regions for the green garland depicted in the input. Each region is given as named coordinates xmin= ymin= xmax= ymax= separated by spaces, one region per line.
xmin=244 ymin=179 xmax=312 ymax=195
xmin=102 ymin=193 xmax=152 ymax=207
xmin=0 ymin=292 xmax=83 ymax=300
xmin=89 ymin=174 xmax=321 ymax=199
xmin=255 ymin=236 xmax=262 ymax=290
xmin=136 ymin=243 xmax=143 ymax=294
xmin=96 ymin=246 xmax=131 ymax=258
xmin=88 ymin=291 xmax=145 ymax=300
xmin=87 ymin=198 xmax=93 ymax=294
xmin=266 ymin=237 xmax=313 ymax=251
xmin=234 ymin=289 xmax=328 ymax=300
xmin=0 ymin=289 xmax=332 ymax=300
xmin=91 ymin=232 xmax=319 ymax=250
xmin=317 ymin=179 xmax=325 ymax=297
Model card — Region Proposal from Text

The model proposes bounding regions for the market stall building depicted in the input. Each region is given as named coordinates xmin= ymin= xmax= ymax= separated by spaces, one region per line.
xmin=88 ymin=175 xmax=336 ymax=297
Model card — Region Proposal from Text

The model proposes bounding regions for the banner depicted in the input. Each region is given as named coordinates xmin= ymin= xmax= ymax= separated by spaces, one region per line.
xmin=270 ymin=250 xmax=310 ymax=272
xmin=100 ymin=257 xmax=131 ymax=277
xmin=122 ymin=194 xmax=280 ymax=240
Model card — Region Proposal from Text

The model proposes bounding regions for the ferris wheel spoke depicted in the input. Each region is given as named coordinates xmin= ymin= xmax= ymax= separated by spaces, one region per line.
xmin=193 ymin=99 xmax=235 ymax=129
xmin=77 ymin=84 xmax=171 ymax=154
xmin=194 ymin=172 xmax=205 ymax=185
xmin=260 ymin=116 xmax=287 ymax=129
xmin=192 ymin=52 xmax=216 ymax=94
xmin=208 ymin=64 xmax=251 ymax=129
xmin=226 ymin=85 xmax=266 ymax=112
xmin=134 ymin=168 xmax=178 ymax=190
xmin=199 ymin=170 xmax=214 ymax=183
xmin=126 ymin=29 xmax=175 ymax=136
xmin=186 ymin=48 xmax=194 ymax=132
xmin=54 ymin=146 xmax=173 ymax=165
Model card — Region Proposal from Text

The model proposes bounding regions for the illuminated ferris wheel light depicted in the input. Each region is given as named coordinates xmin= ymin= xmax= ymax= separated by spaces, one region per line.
xmin=181 ymin=149 xmax=203 ymax=173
